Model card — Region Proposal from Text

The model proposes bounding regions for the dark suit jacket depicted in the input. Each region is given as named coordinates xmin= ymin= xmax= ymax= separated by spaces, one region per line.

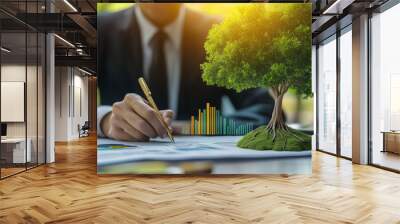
xmin=98 ymin=6 xmax=274 ymax=124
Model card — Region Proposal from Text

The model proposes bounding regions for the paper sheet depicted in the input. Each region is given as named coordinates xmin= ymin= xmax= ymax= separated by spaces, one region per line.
xmin=97 ymin=136 xmax=311 ymax=166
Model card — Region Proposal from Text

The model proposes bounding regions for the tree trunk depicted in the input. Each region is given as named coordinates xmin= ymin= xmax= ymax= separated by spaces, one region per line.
xmin=267 ymin=87 xmax=288 ymax=133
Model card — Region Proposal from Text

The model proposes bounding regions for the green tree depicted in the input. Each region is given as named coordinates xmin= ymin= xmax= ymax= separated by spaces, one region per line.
xmin=201 ymin=4 xmax=312 ymax=150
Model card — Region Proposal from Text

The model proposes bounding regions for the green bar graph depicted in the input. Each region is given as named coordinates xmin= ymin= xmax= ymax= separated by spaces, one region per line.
xmin=188 ymin=103 xmax=254 ymax=136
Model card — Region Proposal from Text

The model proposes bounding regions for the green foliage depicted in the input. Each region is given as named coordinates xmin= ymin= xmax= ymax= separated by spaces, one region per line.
xmin=97 ymin=3 xmax=134 ymax=13
xmin=201 ymin=4 xmax=312 ymax=97
xmin=237 ymin=126 xmax=311 ymax=151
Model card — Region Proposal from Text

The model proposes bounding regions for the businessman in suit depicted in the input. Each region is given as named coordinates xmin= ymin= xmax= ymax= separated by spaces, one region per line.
xmin=98 ymin=3 xmax=274 ymax=141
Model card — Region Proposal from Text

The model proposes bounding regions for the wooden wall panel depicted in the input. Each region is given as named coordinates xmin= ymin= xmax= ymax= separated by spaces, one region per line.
xmin=88 ymin=77 xmax=97 ymax=132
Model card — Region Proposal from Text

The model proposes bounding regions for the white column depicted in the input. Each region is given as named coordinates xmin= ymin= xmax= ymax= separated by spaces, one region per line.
xmin=45 ymin=0 xmax=56 ymax=163
xmin=352 ymin=14 xmax=369 ymax=164
xmin=55 ymin=67 xmax=74 ymax=141
xmin=46 ymin=32 xmax=55 ymax=163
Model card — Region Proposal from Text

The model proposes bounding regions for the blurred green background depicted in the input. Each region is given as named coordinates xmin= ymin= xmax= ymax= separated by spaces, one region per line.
xmin=97 ymin=3 xmax=314 ymax=130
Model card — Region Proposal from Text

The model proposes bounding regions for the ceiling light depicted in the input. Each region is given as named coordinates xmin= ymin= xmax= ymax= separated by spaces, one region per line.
xmin=63 ymin=0 xmax=78 ymax=12
xmin=54 ymin=34 xmax=75 ymax=48
xmin=78 ymin=67 xmax=92 ymax=76
xmin=322 ymin=0 xmax=354 ymax=15
xmin=76 ymin=48 xmax=86 ymax=56
xmin=1 ymin=47 xmax=11 ymax=53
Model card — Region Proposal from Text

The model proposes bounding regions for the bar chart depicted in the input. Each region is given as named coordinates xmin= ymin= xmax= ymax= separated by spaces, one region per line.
xmin=181 ymin=103 xmax=254 ymax=136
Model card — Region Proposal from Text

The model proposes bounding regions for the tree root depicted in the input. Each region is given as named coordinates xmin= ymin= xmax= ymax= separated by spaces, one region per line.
xmin=289 ymin=131 xmax=305 ymax=141
xmin=238 ymin=124 xmax=312 ymax=151
xmin=266 ymin=123 xmax=288 ymax=142
xmin=265 ymin=124 xmax=305 ymax=143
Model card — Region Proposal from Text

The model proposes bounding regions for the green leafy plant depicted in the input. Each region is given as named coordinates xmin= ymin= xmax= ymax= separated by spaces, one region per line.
xmin=201 ymin=4 xmax=312 ymax=151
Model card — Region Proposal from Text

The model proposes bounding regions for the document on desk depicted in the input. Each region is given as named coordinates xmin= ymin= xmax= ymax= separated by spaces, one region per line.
xmin=97 ymin=136 xmax=311 ymax=166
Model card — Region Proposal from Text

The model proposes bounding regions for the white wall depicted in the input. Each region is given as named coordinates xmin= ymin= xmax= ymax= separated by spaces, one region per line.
xmin=1 ymin=65 xmax=26 ymax=138
xmin=54 ymin=67 xmax=89 ymax=141
xmin=55 ymin=67 xmax=69 ymax=141
xmin=1 ymin=63 xmax=46 ymax=164
xmin=1 ymin=65 xmax=38 ymax=137
xmin=72 ymin=73 xmax=89 ymax=137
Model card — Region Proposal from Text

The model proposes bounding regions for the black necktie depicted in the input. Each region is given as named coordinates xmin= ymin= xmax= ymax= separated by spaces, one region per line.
xmin=148 ymin=30 xmax=168 ymax=110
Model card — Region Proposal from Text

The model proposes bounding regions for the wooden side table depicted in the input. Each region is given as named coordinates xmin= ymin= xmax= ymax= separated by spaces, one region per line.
xmin=382 ymin=131 xmax=400 ymax=154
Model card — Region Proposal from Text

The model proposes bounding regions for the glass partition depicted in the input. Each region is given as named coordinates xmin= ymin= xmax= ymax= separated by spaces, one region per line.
xmin=317 ymin=35 xmax=337 ymax=154
xmin=339 ymin=26 xmax=352 ymax=158
xmin=370 ymin=3 xmax=400 ymax=171
xmin=0 ymin=1 xmax=46 ymax=179
xmin=1 ymin=30 xmax=28 ymax=177
xmin=27 ymin=31 xmax=38 ymax=169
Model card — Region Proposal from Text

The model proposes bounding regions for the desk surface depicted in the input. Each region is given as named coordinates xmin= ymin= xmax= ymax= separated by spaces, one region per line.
xmin=97 ymin=136 xmax=312 ymax=174
xmin=381 ymin=131 xmax=400 ymax=134
xmin=1 ymin=138 xmax=27 ymax=143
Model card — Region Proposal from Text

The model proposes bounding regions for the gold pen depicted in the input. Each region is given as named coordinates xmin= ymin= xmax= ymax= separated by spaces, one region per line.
xmin=138 ymin=77 xmax=175 ymax=143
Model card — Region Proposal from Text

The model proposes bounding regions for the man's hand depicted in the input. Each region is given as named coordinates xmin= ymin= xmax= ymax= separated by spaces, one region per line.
xmin=101 ymin=93 xmax=174 ymax=141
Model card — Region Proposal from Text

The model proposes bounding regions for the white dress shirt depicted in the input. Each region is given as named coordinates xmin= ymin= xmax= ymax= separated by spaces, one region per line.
xmin=97 ymin=7 xmax=186 ymax=136
xmin=136 ymin=6 xmax=185 ymax=114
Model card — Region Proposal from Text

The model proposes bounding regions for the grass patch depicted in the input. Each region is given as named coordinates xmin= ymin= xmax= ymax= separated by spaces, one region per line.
xmin=237 ymin=125 xmax=311 ymax=151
